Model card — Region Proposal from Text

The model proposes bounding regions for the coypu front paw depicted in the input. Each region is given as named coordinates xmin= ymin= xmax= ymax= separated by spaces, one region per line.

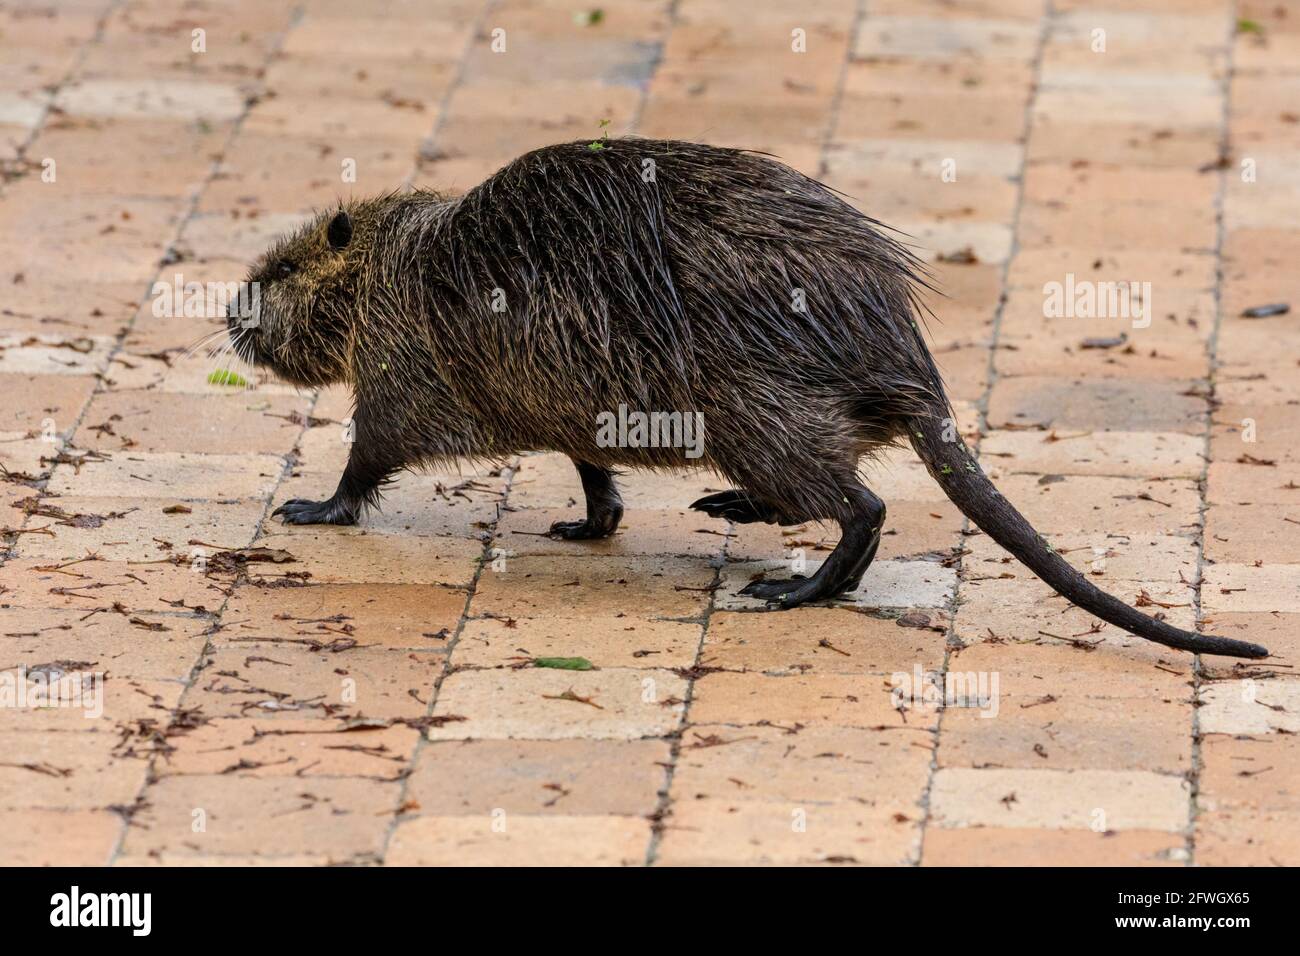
xmin=547 ymin=516 xmax=619 ymax=540
xmin=273 ymin=497 xmax=358 ymax=525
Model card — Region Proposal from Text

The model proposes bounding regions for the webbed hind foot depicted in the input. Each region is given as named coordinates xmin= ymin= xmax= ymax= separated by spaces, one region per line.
xmin=735 ymin=486 xmax=886 ymax=609
xmin=739 ymin=575 xmax=809 ymax=600
xmin=691 ymin=490 xmax=800 ymax=525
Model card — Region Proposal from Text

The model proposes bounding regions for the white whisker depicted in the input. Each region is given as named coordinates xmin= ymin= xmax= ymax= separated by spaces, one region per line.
xmin=180 ymin=328 xmax=228 ymax=362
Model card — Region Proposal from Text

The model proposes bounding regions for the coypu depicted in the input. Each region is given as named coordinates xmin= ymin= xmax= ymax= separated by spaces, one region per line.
xmin=228 ymin=138 xmax=1266 ymax=660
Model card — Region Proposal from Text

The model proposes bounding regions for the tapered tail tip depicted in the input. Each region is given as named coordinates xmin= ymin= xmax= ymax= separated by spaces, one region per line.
xmin=1201 ymin=636 xmax=1269 ymax=660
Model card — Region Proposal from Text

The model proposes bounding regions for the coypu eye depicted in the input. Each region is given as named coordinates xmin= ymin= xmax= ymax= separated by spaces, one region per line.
xmin=276 ymin=261 xmax=296 ymax=278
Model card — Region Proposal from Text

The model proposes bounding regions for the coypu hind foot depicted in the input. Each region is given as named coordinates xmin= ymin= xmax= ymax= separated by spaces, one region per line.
xmin=737 ymin=486 xmax=886 ymax=606
xmin=691 ymin=490 xmax=800 ymax=525
xmin=547 ymin=461 xmax=624 ymax=540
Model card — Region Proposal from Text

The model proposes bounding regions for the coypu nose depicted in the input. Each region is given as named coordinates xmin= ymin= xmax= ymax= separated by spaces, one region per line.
xmin=225 ymin=282 xmax=258 ymax=330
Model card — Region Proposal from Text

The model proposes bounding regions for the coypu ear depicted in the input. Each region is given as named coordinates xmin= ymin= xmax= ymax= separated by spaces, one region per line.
xmin=326 ymin=210 xmax=353 ymax=250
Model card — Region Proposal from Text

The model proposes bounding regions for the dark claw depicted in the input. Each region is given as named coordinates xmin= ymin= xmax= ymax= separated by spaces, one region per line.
xmin=273 ymin=497 xmax=358 ymax=526
xmin=691 ymin=490 xmax=792 ymax=525
xmin=741 ymin=574 xmax=842 ymax=609
xmin=738 ymin=575 xmax=808 ymax=600
xmin=548 ymin=516 xmax=618 ymax=540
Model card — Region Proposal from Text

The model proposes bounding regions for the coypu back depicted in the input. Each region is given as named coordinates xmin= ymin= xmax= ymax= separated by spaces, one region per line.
xmin=414 ymin=138 xmax=949 ymax=456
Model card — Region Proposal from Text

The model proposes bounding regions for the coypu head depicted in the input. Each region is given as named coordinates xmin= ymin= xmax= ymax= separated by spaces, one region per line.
xmin=228 ymin=204 xmax=371 ymax=388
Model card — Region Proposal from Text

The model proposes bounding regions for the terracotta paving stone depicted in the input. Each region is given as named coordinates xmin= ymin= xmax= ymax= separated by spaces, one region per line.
xmin=1195 ymin=809 xmax=1300 ymax=866
xmin=899 ymin=219 xmax=1015 ymax=267
xmin=938 ymin=694 xmax=1192 ymax=774
xmin=1197 ymin=681 xmax=1300 ymax=735
xmin=701 ymin=608 xmax=945 ymax=676
xmin=1019 ymin=200 xmax=1218 ymax=251
xmin=928 ymin=767 xmax=1192 ymax=831
xmin=404 ymin=739 xmax=670 ymax=816
xmin=978 ymin=430 xmax=1205 ymax=479
xmin=827 ymin=140 xmax=1025 ymax=197
xmin=672 ymin=723 xmax=932 ymax=808
xmin=31 ymin=119 xmax=229 ymax=200
xmin=120 ymin=775 xmax=399 ymax=861
xmin=0 ymin=282 xmax=155 ymax=340
xmin=0 ymin=731 xmax=147 ymax=809
xmin=0 ymin=436 xmax=62 ymax=481
xmin=658 ymin=800 xmax=924 ymax=865
xmin=1203 ymin=503 xmax=1300 ymax=564
xmin=156 ymin=718 xmax=421 ymax=781
xmin=0 ymin=373 xmax=98 ymax=433
xmin=52 ymin=78 xmax=245 ymax=123
xmin=855 ymin=16 xmax=1041 ymax=61
xmin=184 ymin=644 xmax=445 ymax=722
xmin=1001 ymin=334 xmax=1206 ymax=380
xmin=113 ymin=853 xmax=333 ymax=867
xmin=986 ymin=377 xmax=1207 ymax=434
xmin=856 ymin=449 xmax=952 ymax=502
xmin=931 ymin=341 xmax=994 ymax=400
xmin=945 ymin=641 xmax=1193 ymax=697
xmin=0 ymin=333 xmax=114 ymax=377
xmin=1205 ymin=460 xmax=1300 ymax=506
xmin=1019 ymin=166 xmax=1220 ymax=210
xmin=921 ymin=828 xmax=1185 ymax=866
xmin=1200 ymin=563 xmax=1300 ymax=615
xmin=0 ymin=557 xmax=230 ymax=613
xmin=0 ymin=605 xmax=207 ymax=681
xmin=687 ymin=671 xmax=932 ymax=731
xmin=10 ymin=495 xmax=265 ymax=563
xmin=427 ymin=667 xmax=689 ymax=741
xmin=1027 ymin=121 xmax=1221 ymax=169
xmin=1211 ymin=403 xmax=1300 ymax=464
xmin=220 ymin=583 xmax=467 ymax=651
xmin=201 ymin=134 xmax=418 ymax=216
xmin=995 ymin=324 xmax=1214 ymax=383
xmin=1003 ymin=247 xmax=1216 ymax=291
xmin=470 ymin=554 xmax=714 ymax=619
xmin=386 ymin=814 xmax=652 ymax=866
xmin=74 ymin=391 xmax=311 ymax=455
xmin=4 ymin=0 xmax=1296 ymax=867
xmin=44 ymin=451 xmax=284 ymax=500
xmin=1216 ymin=327 xmax=1300 ymax=372
xmin=454 ymin=615 xmax=701 ymax=671
xmin=0 ymin=677 xmax=183 ymax=733
xmin=1198 ymin=733 xmax=1300 ymax=814
xmin=0 ymin=809 xmax=123 ymax=866
xmin=970 ymin=473 xmax=1202 ymax=536
xmin=245 ymin=529 xmax=484 ymax=587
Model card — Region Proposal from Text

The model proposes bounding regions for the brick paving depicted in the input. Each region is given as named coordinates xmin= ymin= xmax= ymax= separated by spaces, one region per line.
xmin=0 ymin=0 xmax=1296 ymax=865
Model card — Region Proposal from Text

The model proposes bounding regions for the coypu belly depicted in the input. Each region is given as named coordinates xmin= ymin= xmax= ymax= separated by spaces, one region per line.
xmin=458 ymin=353 xmax=712 ymax=468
